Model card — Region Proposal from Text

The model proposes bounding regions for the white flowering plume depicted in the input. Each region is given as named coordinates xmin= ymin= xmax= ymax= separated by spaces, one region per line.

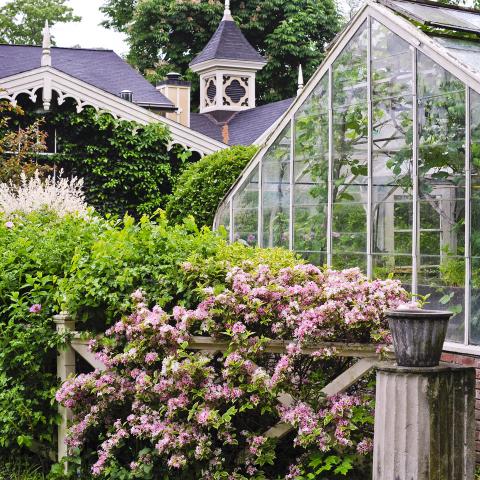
xmin=0 ymin=170 xmax=90 ymax=218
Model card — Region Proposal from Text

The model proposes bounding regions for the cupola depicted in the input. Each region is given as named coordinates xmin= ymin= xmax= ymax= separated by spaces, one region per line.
xmin=189 ymin=0 xmax=267 ymax=114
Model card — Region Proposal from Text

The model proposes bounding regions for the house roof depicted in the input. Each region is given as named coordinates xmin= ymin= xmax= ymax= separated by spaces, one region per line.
xmin=190 ymin=19 xmax=266 ymax=67
xmin=190 ymin=98 xmax=294 ymax=146
xmin=0 ymin=44 xmax=175 ymax=109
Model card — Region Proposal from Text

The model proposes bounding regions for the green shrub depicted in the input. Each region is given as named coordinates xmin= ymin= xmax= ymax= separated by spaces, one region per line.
xmin=166 ymin=145 xmax=258 ymax=227
xmin=0 ymin=210 xmax=300 ymax=460
xmin=0 ymin=456 xmax=47 ymax=480
xmin=10 ymin=100 xmax=193 ymax=218
xmin=0 ymin=211 xmax=105 ymax=455
xmin=60 ymin=213 xmax=301 ymax=329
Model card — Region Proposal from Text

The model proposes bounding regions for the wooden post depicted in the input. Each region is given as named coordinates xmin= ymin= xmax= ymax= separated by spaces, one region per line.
xmin=53 ymin=312 xmax=76 ymax=467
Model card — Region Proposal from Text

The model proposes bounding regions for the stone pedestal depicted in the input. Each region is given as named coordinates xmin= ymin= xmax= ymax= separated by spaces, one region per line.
xmin=373 ymin=363 xmax=475 ymax=480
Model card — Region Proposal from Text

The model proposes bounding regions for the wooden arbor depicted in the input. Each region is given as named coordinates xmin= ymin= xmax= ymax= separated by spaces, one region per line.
xmin=54 ymin=313 xmax=392 ymax=464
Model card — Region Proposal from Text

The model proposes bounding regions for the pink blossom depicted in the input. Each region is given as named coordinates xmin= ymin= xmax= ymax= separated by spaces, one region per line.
xmin=29 ymin=304 xmax=42 ymax=314
xmin=231 ymin=322 xmax=246 ymax=334
xmin=145 ymin=352 xmax=159 ymax=364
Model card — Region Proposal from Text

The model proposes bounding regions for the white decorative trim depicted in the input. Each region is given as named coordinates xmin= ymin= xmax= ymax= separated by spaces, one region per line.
xmin=0 ymin=66 xmax=226 ymax=156
xmin=190 ymin=58 xmax=266 ymax=75
xmin=443 ymin=341 xmax=480 ymax=356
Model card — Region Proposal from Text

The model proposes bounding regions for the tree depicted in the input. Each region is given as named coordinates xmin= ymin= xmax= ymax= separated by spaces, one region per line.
xmin=100 ymin=0 xmax=340 ymax=105
xmin=0 ymin=0 xmax=80 ymax=45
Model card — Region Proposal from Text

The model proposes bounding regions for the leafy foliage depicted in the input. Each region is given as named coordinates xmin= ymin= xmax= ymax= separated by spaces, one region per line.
xmin=8 ymin=99 xmax=192 ymax=217
xmin=0 ymin=0 xmax=80 ymax=44
xmin=0 ymin=210 xmax=299 ymax=460
xmin=0 ymin=456 xmax=48 ymax=480
xmin=166 ymin=145 xmax=258 ymax=227
xmin=59 ymin=213 xmax=301 ymax=329
xmin=51 ymin=106 xmax=191 ymax=217
xmin=0 ymin=100 xmax=50 ymax=183
xmin=100 ymin=0 xmax=340 ymax=105
xmin=57 ymin=264 xmax=407 ymax=478
xmin=0 ymin=211 xmax=104 ymax=455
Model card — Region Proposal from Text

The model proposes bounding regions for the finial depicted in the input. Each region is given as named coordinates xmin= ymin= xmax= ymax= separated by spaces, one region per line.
xmin=297 ymin=64 xmax=304 ymax=96
xmin=223 ymin=0 xmax=233 ymax=21
xmin=41 ymin=20 xmax=52 ymax=67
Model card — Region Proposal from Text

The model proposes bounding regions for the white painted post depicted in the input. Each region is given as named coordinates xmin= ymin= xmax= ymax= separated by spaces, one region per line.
xmin=53 ymin=312 xmax=76 ymax=467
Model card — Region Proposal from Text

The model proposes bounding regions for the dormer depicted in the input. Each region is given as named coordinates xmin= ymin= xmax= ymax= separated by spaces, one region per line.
xmin=189 ymin=0 xmax=266 ymax=114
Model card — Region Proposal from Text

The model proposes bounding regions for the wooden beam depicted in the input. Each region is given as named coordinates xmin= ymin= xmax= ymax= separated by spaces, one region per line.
xmin=261 ymin=358 xmax=383 ymax=441
xmin=71 ymin=339 xmax=106 ymax=371
xmin=321 ymin=357 xmax=379 ymax=396
xmin=188 ymin=336 xmax=394 ymax=359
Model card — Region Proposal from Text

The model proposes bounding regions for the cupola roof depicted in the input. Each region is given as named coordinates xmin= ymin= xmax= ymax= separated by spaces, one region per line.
xmin=189 ymin=5 xmax=266 ymax=68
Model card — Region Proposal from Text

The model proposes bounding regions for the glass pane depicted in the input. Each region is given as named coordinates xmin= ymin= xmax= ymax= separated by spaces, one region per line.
xmin=233 ymin=166 xmax=259 ymax=246
xmin=372 ymin=95 xmax=414 ymax=200
xmin=262 ymin=125 xmax=291 ymax=248
xmin=373 ymin=200 xmax=413 ymax=255
xmin=371 ymin=20 xmax=412 ymax=101
xmin=417 ymin=52 xmax=464 ymax=98
xmin=470 ymin=90 xmax=480 ymax=344
xmin=388 ymin=1 xmax=480 ymax=33
xmin=470 ymin=257 xmax=480 ymax=345
xmin=332 ymin=253 xmax=367 ymax=271
xmin=333 ymin=22 xmax=368 ymax=108
xmin=215 ymin=201 xmax=230 ymax=234
xmin=294 ymin=74 xmax=329 ymax=256
xmin=294 ymin=204 xmax=328 ymax=253
xmin=416 ymin=54 xmax=466 ymax=343
xmin=332 ymin=22 xmax=368 ymax=259
xmin=471 ymin=89 xmax=480 ymax=206
xmin=332 ymin=202 xmax=367 ymax=253
xmin=417 ymin=255 xmax=465 ymax=343
xmin=433 ymin=37 xmax=480 ymax=75
xmin=372 ymin=253 xmax=412 ymax=288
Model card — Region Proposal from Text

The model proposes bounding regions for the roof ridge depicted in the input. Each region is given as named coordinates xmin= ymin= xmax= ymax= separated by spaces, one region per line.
xmin=0 ymin=43 xmax=114 ymax=52
xmin=384 ymin=0 xmax=480 ymax=15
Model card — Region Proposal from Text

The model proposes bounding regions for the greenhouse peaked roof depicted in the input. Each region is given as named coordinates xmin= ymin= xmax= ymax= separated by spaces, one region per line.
xmin=214 ymin=0 xmax=480 ymax=217
xmin=380 ymin=0 xmax=480 ymax=34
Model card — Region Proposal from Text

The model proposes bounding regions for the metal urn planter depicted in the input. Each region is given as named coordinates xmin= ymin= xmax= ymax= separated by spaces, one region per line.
xmin=386 ymin=308 xmax=453 ymax=367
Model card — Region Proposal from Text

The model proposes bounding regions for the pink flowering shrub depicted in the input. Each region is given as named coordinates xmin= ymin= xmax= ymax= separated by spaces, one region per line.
xmin=57 ymin=264 xmax=407 ymax=479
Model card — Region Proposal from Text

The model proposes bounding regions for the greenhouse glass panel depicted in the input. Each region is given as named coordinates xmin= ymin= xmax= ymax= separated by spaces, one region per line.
xmin=417 ymin=52 xmax=466 ymax=342
xmin=233 ymin=166 xmax=259 ymax=246
xmin=214 ymin=7 xmax=480 ymax=349
xmin=470 ymin=90 xmax=480 ymax=344
xmin=371 ymin=20 xmax=414 ymax=286
xmin=262 ymin=125 xmax=291 ymax=248
xmin=293 ymin=74 xmax=328 ymax=263
xmin=387 ymin=0 xmax=480 ymax=33
xmin=215 ymin=201 xmax=230 ymax=235
xmin=332 ymin=22 xmax=368 ymax=267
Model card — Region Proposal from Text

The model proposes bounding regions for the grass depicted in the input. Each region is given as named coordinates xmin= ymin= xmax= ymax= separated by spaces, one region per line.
xmin=0 ymin=458 xmax=47 ymax=480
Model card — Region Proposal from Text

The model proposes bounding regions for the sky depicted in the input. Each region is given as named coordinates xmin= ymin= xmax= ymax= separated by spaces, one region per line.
xmin=0 ymin=0 xmax=128 ymax=54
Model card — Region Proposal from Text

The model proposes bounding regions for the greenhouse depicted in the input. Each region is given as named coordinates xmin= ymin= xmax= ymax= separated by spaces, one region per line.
xmin=214 ymin=0 xmax=480 ymax=351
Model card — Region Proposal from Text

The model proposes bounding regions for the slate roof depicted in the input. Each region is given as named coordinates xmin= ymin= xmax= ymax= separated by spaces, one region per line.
xmin=0 ymin=44 xmax=175 ymax=109
xmin=190 ymin=19 xmax=266 ymax=67
xmin=190 ymin=98 xmax=294 ymax=146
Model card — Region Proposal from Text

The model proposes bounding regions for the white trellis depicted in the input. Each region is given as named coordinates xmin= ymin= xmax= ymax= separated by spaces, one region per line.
xmin=53 ymin=313 xmax=393 ymax=464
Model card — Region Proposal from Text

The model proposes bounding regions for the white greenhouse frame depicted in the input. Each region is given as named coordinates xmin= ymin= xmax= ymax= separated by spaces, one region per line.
xmin=214 ymin=0 xmax=480 ymax=354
